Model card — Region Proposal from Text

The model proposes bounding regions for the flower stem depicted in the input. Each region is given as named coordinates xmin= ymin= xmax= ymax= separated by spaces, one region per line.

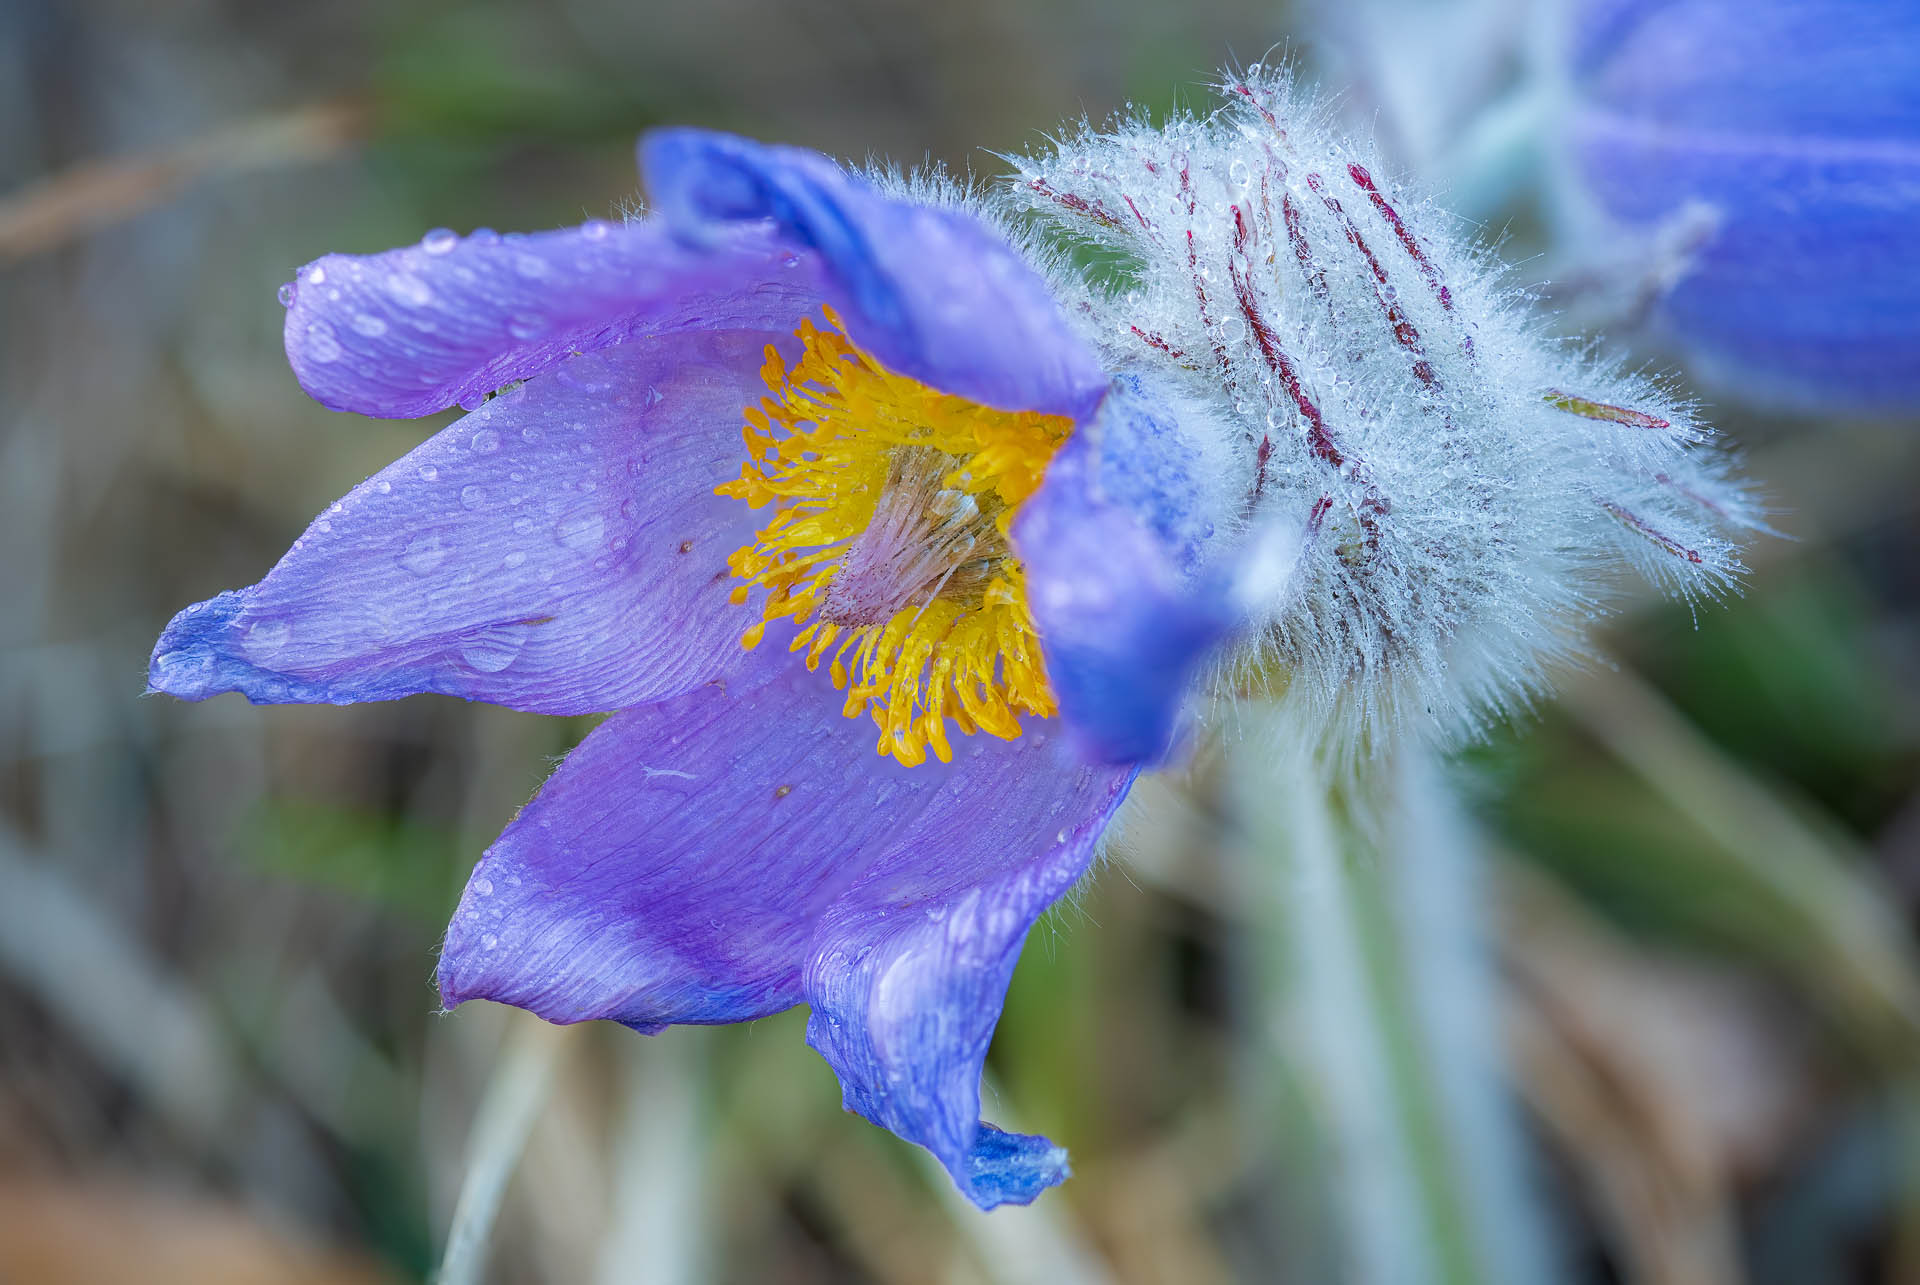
xmin=1235 ymin=724 xmax=1546 ymax=1285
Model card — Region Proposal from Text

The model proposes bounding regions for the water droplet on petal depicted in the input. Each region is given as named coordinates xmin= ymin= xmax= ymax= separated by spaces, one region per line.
xmin=458 ymin=622 xmax=527 ymax=672
xmin=580 ymin=220 xmax=611 ymax=241
xmin=470 ymin=428 xmax=501 ymax=454
xmin=555 ymin=508 xmax=605 ymax=551
xmin=304 ymin=320 xmax=342 ymax=363
xmin=417 ymin=463 xmax=439 ymax=482
xmin=351 ymin=312 xmax=389 ymax=338
xmin=387 ymin=273 xmax=433 ymax=307
xmin=554 ymin=354 xmax=612 ymax=393
xmin=276 ymin=282 xmax=295 ymax=307
xmin=421 ymin=227 xmax=458 ymax=254
xmin=399 ymin=533 xmax=450 ymax=575
xmin=247 ymin=618 xmax=292 ymax=655
xmin=460 ymin=484 xmax=485 ymax=509
xmin=305 ymin=266 xmax=326 ymax=285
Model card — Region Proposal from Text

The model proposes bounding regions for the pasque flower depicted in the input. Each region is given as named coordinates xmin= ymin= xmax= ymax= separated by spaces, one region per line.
xmin=1562 ymin=0 xmax=1920 ymax=413
xmin=150 ymin=69 xmax=1754 ymax=1208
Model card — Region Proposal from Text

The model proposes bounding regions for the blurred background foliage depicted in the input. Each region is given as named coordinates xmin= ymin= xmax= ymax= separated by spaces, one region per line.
xmin=2 ymin=1 xmax=1917 ymax=1282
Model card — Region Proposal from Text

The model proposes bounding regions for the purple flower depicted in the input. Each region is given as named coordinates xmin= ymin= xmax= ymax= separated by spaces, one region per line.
xmin=149 ymin=67 xmax=1757 ymax=1210
xmin=1565 ymin=0 xmax=1920 ymax=413
xmin=148 ymin=130 xmax=1233 ymax=1209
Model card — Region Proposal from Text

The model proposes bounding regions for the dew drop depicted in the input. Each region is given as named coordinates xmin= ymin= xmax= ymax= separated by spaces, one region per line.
xmin=387 ymin=273 xmax=433 ymax=307
xmin=460 ymin=484 xmax=486 ymax=509
xmin=247 ymin=618 xmax=292 ymax=654
xmin=304 ymin=320 xmax=342 ymax=363
xmin=555 ymin=508 xmax=605 ymax=550
xmin=399 ymin=533 xmax=450 ymax=575
xmin=554 ymin=356 xmax=612 ymax=393
xmin=580 ymin=220 xmax=611 ymax=241
xmin=458 ymin=622 xmax=527 ymax=673
xmin=502 ymin=551 xmax=528 ymax=569
xmin=417 ymin=463 xmax=439 ymax=482
xmin=305 ymin=266 xmax=326 ymax=285
xmin=421 ymin=227 xmax=458 ymax=254
xmin=351 ymin=312 xmax=389 ymax=338
xmin=469 ymin=428 xmax=501 ymax=454
xmin=374 ymin=479 xmax=392 ymax=495
xmin=276 ymin=282 xmax=295 ymax=307
xmin=512 ymin=253 xmax=550 ymax=279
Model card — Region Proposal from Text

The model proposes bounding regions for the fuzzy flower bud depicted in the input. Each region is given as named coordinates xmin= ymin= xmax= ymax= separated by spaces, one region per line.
xmin=1010 ymin=67 xmax=1760 ymax=753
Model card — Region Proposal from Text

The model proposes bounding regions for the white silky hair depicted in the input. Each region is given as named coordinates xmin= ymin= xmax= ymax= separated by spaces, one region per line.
xmin=994 ymin=65 xmax=1759 ymax=761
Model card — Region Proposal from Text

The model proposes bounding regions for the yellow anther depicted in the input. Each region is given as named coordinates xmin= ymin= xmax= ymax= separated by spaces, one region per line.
xmin=716 ymin=311 xmax=1070 ymax=762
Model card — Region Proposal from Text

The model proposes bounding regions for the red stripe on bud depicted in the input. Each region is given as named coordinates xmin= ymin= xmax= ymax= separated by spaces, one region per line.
xmin=1346 ymin=162 xmax=1454 ymax=312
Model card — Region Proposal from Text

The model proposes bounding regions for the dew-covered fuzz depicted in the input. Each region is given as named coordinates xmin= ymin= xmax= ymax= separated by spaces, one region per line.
xmin=1007 ymin=67 xmax=1760 ymax=754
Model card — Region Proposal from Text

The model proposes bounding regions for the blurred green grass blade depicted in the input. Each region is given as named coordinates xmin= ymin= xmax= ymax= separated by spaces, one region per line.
xmin=237 ymin=797 xmax=464 ymax=921
xmin=1558 ymin=666 xmax=1920 ymax=1065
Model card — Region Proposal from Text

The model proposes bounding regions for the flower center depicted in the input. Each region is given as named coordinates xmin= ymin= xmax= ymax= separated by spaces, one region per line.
xmin=716 ymin=311 xmax=1071 ymax=765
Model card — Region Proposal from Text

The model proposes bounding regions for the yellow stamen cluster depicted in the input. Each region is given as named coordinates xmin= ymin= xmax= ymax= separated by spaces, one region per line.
xmin=716 ymin=311 xmax=1072 ymax=765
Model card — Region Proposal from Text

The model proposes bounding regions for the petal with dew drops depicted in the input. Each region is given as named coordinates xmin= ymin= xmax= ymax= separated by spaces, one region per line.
xmin=150 ymin=329 xmax=788 ymax=715
xmin=436 ymin=664 xmax=1132 ymax=1208
xmin=283 ymin=217 xmax=822 ymax=418
xmin=642 ymin=128 xmax=1109 ymax=422
xmin=803 ymin=744 xmax=1134 ymax=1208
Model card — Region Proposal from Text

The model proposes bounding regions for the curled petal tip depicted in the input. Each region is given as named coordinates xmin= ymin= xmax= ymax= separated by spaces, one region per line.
xmin=959 ymin=1125 xmax=1072 ymax=1210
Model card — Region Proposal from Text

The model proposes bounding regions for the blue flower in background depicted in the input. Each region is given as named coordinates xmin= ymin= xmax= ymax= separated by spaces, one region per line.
xmin=1565 ymin=0 xmax=1920 ymax=414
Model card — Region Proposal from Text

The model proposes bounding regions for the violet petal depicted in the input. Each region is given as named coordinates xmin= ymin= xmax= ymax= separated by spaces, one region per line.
xmin=149 ymin=330 xmax=784 ymax=714
xmin=1015 ymin=374 xmax=1240 ymax=764
xmin=282 ymin=218 xmax=821 ymax=418
xmin=641 ymin=128 xmax=1109 ymax=421
xmin=437 ymin=664 xmax=1132 ymax=1208
xmin=803 ymin=744 xmax=1134 ymax=1207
